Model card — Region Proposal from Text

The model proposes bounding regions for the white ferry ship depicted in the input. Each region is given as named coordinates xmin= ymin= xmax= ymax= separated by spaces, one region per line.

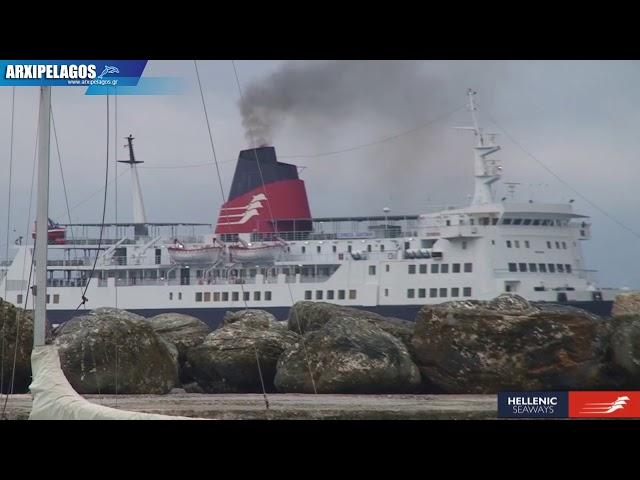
xmin=0 ymin=91 xmax=621 ymax=328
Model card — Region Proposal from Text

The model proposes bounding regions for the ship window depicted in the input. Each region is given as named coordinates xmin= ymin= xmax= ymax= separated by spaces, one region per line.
xmin=265 ymin=291 xmax=272 ymax=301
xmin=470 ymin=219 xmax=475 ymax=226
xmin=178 ymin=292 xmax=182 ymax=300
xmin=514 ymin=240 xmax=520 ymax=248
xmin=386 ymin=265 xmax=390 ymax=272
xmin=419 ymin=264 xmax=427 ymax=274
xmin=367 ymin=244 xmax=372 ymax=252
xmin=566 ymin=264 xmax=572 ymax=273
xmin=539 ymin=263 xmax=547 ymax=273
xmin=169 ymin=292 xmax=173 ymax=300
xmin=547 ymin=241 xmax=552 ymax=249
xmin=338 ymin=290 xmax=346 ymax=300
xmin=53 ymin=294 xmax=59 ymax=304
xmin=431 ymin=264 xmax=439 ymax=274
xmin=555 ymin=241 xmax=561 ymax=249
xmin=492 ymin=218 xmax=499 ymax=225
xmin=519 ymin=263 xmax=527 ymax=272
xmin=451 ymin=287 xmax=460 ymax=297
xmin=332 ymin=245 xmax=337 ymax=253
xmin=446 ymin=220 xmax=451 ymax=226
xmin=46 ymin=295 xmax=50 ymax=304
xmin=418 ymin=288 xmax=426 ymax=298
xmin=562 ymin=241 xmax=567 ymax=249
xmin=557 ymin=264 xmax=565 ymax=273
xmin=369 ymin=265 xmax=376 ymax=275
xmin=204 ymin=292 xmax=211 ymax=302
xmin=532 ymin=220 xmax=541 ymax=226
xmin=349 ymin=289 xmax=357 ymax=300
xmin=508 ymin=263 xmax=517 ymax=272
xmin=243 ymin=291 xmax=250 ymax=301
xmin=317 ymin=246 xmax=321 ymax=253
xmin=548 ymin=264 xmax=556 ymax=273
xmin=17 ymin=294 xmax=22 ymax=304
xmin=464 ymin=263 xmax=473 ymax=273
xmin=254 ymin=291 xmax=261 ymax=301
xmin=525 ymin=241 xmax=530 ymax=248
xmin=327 ymin=290 xmax=334 ymax=300
xmin=408 ymin=264 xmax=416 ymax=274
xmin=513 ymin=219 xmax=523 ymax=225
xmin=429 ymin=288 xmax=437 ymax=298
xmin=506 ymin=240 xmax=512 ymax=248
xmin=302 ymin=246 xmax=306 ymax=254
xmin=441 ymin=264 xmax=449 ymax=274
xmin=491 ymin=240 xmax=495 ymax=245
xmin=436 ymin=288 xmax=445 ymax=297
xmin=384 ymin=288 xmax=389 ymax=297
xmin=529 ymin=263 xmax=537 ymax=272
xmin=407 ymin=289 xmax=415 ymax=299
xmin=452 ymin=263 xmax=461 ymax=273
xmin=316 ymin=290 xmax=323 ymax=300
xmin=502 ymin=218 xmax=512 ymax=225
xmin=462 ymin=241 xmax=467 ymax=250
xmin=214 ymin=292 xmax=220 ymax=301
xmin=347 ymin=245 xmax=352 ymax=253
xmin=534 ymin=286 xmax=545 ymax=291
xmin=523 ymin=219 xmax=532 ymax=226
xmin=463 ymin=287 xmax=472 ymax=297
xmin=223 ymin=292 xmax=230 ymax=301
xmin=195 ymin=292 xmax=203 ymax=302
xmin=305 ymin=290 xmax=312 ymax=300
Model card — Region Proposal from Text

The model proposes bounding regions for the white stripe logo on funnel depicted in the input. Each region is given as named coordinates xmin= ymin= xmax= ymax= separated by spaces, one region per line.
xmin=217 ymin=194 xmax=267 ymax=226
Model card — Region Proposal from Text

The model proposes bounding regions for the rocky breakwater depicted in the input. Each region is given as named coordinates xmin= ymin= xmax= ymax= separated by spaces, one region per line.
xmin=274 ymin=302 xmax=421 ymax=393
xmin=0 ymin=299 xmax=34 ymax=394
xmin=411 ymin=294 xmax=610 ymax=393
xmin=53 ymin=308 xmax=178 ymax=394
xmin=185 ymin=310 xmax=299 ymax=393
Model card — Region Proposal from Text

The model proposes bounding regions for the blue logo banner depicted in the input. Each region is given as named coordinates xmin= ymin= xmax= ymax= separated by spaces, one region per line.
xmin=0 ymin=60 xmax=184 ymax=95
xmin=498 ymin=391 xmax=569 ymax=418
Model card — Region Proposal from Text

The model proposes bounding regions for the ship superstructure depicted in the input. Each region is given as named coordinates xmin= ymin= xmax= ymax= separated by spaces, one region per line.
xmin=0 ymin=91 xmax=620 ymax=327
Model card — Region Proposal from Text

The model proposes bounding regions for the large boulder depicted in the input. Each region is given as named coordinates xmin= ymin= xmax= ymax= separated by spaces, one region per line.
xmin=223 ymin=309 xmax=278 ymax=328
xmin=147 ymin=313 xmax=211 ymax=384
xmin=612 ymin=292 xmax=640 ymax=317
xmin=288 ymin=302 xmax=413 ymax=348
xmin=411 ymin=294 xmax=608 ymax=393
xmin=186 ymin=313 xmax=299 ymax=393
xmin=275 ymin=317 xmax=421 ymax=394
xmin=90 ymin=307 xmax=146 ymax=323
xmin=609 ymin=315 xmax=640 ymax=384
xmin=0 ymin=300 xmax=33 ymax=394
xmin=53 ymin=311 xmax=178 ymax=394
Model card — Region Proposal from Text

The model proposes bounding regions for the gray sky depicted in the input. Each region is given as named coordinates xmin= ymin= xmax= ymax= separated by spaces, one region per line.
xmin=1 ymin=60 xmax=639 ymax=288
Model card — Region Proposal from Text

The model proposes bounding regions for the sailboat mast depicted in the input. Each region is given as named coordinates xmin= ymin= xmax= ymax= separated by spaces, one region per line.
xmin=34 ymin=86 xmax=51 ymax=347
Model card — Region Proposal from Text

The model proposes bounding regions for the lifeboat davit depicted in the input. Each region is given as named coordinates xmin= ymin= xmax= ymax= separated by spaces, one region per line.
xmin=228 ymin=238 xmax=287 ymax=263
xmin=167 ymin=239 xmax=224 ymax=265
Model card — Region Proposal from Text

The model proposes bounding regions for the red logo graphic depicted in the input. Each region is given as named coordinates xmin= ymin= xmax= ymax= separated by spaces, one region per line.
xmin=569 ymin=391 xmax=640 ymax=418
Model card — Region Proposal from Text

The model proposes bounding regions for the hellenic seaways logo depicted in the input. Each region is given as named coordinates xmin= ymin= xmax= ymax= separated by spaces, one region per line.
xmin=498 ymin=392 xmax=568 ymax=418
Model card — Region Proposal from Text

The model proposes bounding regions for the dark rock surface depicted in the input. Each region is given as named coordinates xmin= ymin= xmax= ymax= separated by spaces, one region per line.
xmin=275 ymin=317 xmax=421 ymax=394
xmin=53 ymin=311 xmax=178 ymax=394
xmin=148 ymin=313 xmax=211 ymax=384
xmin=411 ymin=294 xmax=608 ymax=393
xmin=288 ymin=301 xmax=414 ymax=348
xmin=186 ymin=314 xmax=299 ymax=393
xmin=0 ymin=299 xmax=33 ymax=394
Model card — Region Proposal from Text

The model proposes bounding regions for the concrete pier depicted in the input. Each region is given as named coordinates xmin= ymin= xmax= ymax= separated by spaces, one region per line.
xmin=2 ymin=393 xmax=496 ymax=420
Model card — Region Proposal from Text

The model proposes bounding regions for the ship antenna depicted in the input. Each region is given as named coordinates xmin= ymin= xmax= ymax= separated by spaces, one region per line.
xmin=467 ymin=89 xmax=484 ymax=146
xmin=118 ymin=134 xmax=148 ymax=236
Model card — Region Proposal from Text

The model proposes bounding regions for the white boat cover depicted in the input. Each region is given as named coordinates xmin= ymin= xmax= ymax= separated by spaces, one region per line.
xmin=29 ymin=345 xmax=201 ymax=420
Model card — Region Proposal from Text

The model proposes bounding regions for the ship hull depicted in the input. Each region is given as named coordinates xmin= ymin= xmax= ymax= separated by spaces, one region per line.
xmin=46 ymin=300 xmax=614 ymax=331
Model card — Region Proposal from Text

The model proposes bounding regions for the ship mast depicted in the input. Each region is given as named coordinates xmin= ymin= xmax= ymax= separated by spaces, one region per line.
xmin=456 ymin=89 xmax=502 ymax=205
xmin=33 ymin=86 xmax=51 ymax=346
xmin=118 ymin=134 xmax=148 ymax=237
